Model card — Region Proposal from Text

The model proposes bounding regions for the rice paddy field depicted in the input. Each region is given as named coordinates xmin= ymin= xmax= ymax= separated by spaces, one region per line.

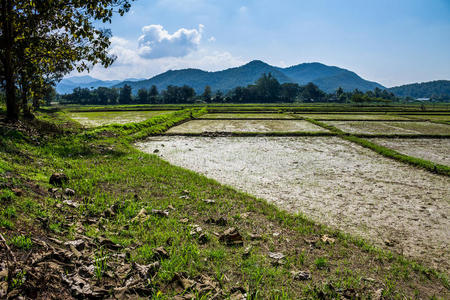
xmin=165 ymin=119 xmax=328 ymax=134
xmin=68 ymin=110 xmax=174 ymax=127
xmin=2 ymin=104 xmax=450 ymax=298
xmin=325 ymin=120 xmax=450 ymax=135
xmin=293 ymin=113 xmax=412 ymax=120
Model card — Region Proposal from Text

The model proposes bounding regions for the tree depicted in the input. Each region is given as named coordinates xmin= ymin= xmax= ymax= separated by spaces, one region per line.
xmin=300 ymin=82 xmax=325 ymax=102
xmin=148 ymin=85 xmax=159 ymax=103
xmin=202 ymin=85 xmax=212 ymax=103
xmin=119 ymin=84 xmax=133 ymax=104
xmin=255 ymin=73 xmax=281 ymax=101
xmin=137 ymin=88 xmax=148 ymax=104
xmin=280 ymin=83 xmax=301 ymax=102
xmin=213 ymin=90 xmax=223 ymax=103
xmin=0 ymin=0 xmax=133 ymax=120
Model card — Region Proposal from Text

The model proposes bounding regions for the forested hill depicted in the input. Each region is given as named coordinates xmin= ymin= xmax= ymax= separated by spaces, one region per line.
xmin=56 ymin=76 xmax=144 ymax=94
xmin=113 ymin=60 xmax=385 ymax=94
xmin=387 ymin=80 xmax=450 ymax=98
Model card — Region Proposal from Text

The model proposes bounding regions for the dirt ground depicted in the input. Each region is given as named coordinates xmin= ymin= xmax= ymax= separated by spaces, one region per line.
xmin=201 ymin=113 xmax=295 ymax=119
xmin=370 ymin=138 xmax=450 ymax=166
xmin=68 ymin=111 xmax=173 ymax=127
xmin=295 ymin=114 xmax=411 ymax=120
xmin=165 ymin=120 xmax=328 ymax=133
xmin=327 ymin=121 xmax=450 ymax=135
xmin=136 ymin=136 xmax=450 ymax=271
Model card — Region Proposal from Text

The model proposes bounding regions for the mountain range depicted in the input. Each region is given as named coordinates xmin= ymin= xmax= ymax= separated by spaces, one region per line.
xmin=56 ymin=76 xmax=144 ymax=94
xmin=113 ymin=60 xmax=384 ymax=94
xmin=57 ymin=60 xmax=449 ymax=98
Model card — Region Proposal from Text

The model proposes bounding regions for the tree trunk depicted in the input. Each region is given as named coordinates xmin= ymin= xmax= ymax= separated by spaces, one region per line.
xmin=2 ymin=0 xmax=19 ymax=121
xmin=20 ymin=74 xmax=34 ymax=119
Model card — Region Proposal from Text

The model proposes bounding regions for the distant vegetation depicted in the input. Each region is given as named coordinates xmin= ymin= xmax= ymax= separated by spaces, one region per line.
xmin=111 ymin=60 xmax=385 ymax=94
xmin=60 ymin=73 xmax=398 ymax=105
xmin=388 ymin=80 xmax=450 ymax=100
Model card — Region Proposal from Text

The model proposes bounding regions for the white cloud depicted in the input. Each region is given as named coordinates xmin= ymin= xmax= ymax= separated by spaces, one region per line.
xmin=72 ymin=30 xmax=244 ymax=81
xmin=137 ymin=24 xmax=204 ymax=59
xmin=208 ymin=36 xmax=216 ymax=42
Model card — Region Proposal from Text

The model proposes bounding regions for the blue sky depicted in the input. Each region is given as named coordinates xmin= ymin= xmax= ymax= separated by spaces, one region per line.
xmin=82 ymin=0 xmax=450 ymax=87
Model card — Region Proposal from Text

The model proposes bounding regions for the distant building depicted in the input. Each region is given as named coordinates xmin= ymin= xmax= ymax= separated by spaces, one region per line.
xmin=416 ymin=97 xmax=430 ymax=101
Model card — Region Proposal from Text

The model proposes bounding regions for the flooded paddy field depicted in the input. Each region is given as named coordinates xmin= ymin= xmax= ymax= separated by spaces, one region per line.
xmin=136 ymin=136 xmax=450 ymax=270
xmin=293 ymin=113 xmax=411 ymax=120
xmin=370 ymin=138 xmax=450 ymax=166
xmin=326 ymin=120 xmax=450 ymax=135
xmin=166 ymin=119 xmax=328 ymax=133
xmin=68 ymin=110 xmax=174 ymax=127
xmin=200 ymin=113 xmax=295 ymax=119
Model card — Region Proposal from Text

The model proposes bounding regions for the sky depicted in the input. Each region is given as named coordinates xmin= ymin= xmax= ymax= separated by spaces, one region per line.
xmin=76 ymin=0 xmax=450 ymax=88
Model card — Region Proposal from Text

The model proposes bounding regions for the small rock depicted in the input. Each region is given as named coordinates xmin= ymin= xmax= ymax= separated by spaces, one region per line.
xmin=64 ymin=188 xmax=75 ymax=196
xmin=153 ymin=149 xmax=159 ymax=153
xmin=219 ymin=227 xmax=243 ymax=246
xmin=167 ymin=204 xmax=175 ymax=210
xmin=291 ymin=270 xmax=311 ymax=281
xmin=273 ymin=232 xmax=280 ymax=237
xmin=49 ymin=172 xmax=68 ymax=186
xmin=268 ymin=252 xmax=285 ymax=260
xmin=180 ymin=218 xmax=189 ymax=223
xmin=203 ymin=199 xmax=215 ymax=204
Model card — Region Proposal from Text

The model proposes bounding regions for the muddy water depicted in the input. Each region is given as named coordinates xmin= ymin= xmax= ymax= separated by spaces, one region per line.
xmin=166 ymin=120 xmax=327 ymax=133
xmin=371 ymin=138 xmax=450 ymax=166
xmin=327 ymin=121 xmax=450 ymax=135
xmin=136 ymin=136 xmax=450 ymax=270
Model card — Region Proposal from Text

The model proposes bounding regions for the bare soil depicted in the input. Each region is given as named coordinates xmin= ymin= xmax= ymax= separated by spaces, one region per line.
xmin=295 ymin=114 xmax=411 ymax=120
xmin=327 ymin=121 xmax=450 ymax=135
xmin=165 ymin=120 xmax=328 ymax=133
xmin=370 ymin=138 xmax=450 ymax=166
xmin=136 ymin=136 xmax=450 ymax=271
xmin=201 ymin=113 xmax=295 ymax=119
xmin=68 ymin=111 xmax=173 ymax=127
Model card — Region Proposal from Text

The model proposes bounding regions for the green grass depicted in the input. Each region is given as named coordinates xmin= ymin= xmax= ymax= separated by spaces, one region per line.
xmin=0 ymin=106 xmax=449 ymax=298
xmin=9 ymin=234 xmax=33 ymax=250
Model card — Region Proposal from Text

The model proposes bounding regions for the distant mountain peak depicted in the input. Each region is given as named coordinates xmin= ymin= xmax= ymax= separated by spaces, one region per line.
xmin=58 ymin=60 xmax=387 ymax=94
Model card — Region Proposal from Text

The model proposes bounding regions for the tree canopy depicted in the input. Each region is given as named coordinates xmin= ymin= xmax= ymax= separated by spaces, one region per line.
xmin=0 ymin=0 xmax=133 ymax=120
